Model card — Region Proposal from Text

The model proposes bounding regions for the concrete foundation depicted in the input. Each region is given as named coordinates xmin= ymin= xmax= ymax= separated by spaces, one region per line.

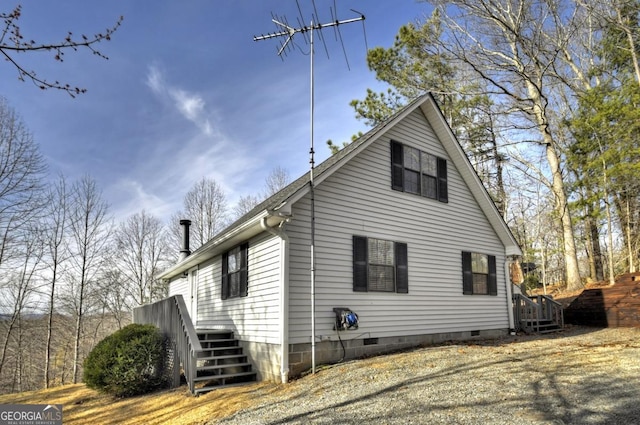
xmin=239 ymin=329 xmax=507 ymax=382
xmin=288 ymin=329 xmax=507 ymax=378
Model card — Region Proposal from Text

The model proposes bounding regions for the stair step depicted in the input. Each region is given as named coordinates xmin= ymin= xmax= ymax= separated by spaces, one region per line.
xmin=197 ymin=362 xmax=252 ymax=372
xmin=198 ymin=338 xmax=238 ymax=344
xmin=202 ymin=345 xmax=242 ymax=351
xmin=196 ymin=329 xmax=233 ymax=335
xmin=197 ymin=330 xmax=234 ymax=339
xmin=197 ymin=353 xmax=246 ymax=361
xmin=188 ymin=329 xmax=257 ymax=395
xmin=193 ymin=370 xmax=257 ymax=383
xmin=198 ymin=349 xmax=243 ymax=357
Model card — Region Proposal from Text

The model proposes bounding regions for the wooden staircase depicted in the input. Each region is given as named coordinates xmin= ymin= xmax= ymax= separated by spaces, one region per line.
xmin=514 ymin=294 xmax=564 ymax=334
xmin=193 ymin=330 xmax=257 ymax=395
xmin=518 ymin=318 xmax=563 ymax=334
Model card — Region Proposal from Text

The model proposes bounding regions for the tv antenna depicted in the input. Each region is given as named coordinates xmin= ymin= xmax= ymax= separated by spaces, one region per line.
xmin=254 ymin=0 xmax=366 ymax=376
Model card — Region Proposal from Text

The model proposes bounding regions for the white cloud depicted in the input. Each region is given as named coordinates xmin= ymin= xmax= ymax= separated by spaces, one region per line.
xmin=109 ymin=179 xmax=173 ymax=223
xmin=104 ymin=66 xmax=266 ymax=224
xmin=145 ymin=64 xmax=213 ymax=135
xmin=170 ymin=88 xmax=212 ymax=135
xmin=145 ymin=65 xmax=164 ymax=94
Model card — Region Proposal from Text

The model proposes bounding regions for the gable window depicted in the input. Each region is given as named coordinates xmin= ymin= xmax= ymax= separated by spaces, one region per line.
xmin=353 ymin=236 xmax=408 ymax=293
xmin=462 ymin=251 xmax=497 ymax=295
xmin=221 ymin=243 xmax=248 ymax=299
xmin=391 ymin=140 xmax=448 ymax=202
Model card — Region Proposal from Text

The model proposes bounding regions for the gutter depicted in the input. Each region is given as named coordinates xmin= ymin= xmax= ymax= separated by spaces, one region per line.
xmin=261 ymin=216 xmax=290 ymax=384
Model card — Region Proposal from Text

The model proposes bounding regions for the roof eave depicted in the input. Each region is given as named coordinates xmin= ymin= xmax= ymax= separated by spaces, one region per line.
xmin=157 ymin=210 xmax=285 ymax=280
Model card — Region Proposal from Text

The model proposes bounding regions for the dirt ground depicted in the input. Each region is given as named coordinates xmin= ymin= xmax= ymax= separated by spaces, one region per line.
xmin=1 ymin=325 xmax=639 ymax=425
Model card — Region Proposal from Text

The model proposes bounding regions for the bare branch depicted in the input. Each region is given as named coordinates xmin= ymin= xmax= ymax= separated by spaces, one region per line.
xmin=0 ymin=5 xmax=123 ymax=97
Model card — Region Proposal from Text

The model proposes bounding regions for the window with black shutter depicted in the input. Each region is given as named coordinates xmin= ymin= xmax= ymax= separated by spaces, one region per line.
xmin=462 ymin=251 xmax=497 ymax=295
xmin=353 ymin=235 xmax=408 ymax=293
xmin=221 ymin=243 xmax=248 ymax=299
xmin=390 ymin=140 xmax=448 ymax=203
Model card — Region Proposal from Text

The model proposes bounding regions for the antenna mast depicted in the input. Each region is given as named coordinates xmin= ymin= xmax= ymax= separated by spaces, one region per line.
xmin=254 ymin=3 xmax=365 ymax=375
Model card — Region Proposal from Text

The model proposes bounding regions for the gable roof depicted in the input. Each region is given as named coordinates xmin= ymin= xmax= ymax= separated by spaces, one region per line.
xmin=158 ymin=93 xmax=521 ymax=280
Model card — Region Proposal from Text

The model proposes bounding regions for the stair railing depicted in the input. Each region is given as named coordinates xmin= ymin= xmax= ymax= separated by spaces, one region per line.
xmin=133 ymin=295 xmax=202 ymax=394
xmin=536 ymin=295 xmax=564 ymax=329
xmin=513 ymin=294 xmax=541 ymax=333
xmin=513 ymin=294 xmax=564 ymax=333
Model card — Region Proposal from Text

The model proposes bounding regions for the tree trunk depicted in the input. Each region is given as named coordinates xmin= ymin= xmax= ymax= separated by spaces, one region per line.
xmin=585 ymin=202 xmax=604 ymax=282
xmin=44 ymin=270 xmax=56 ymax=389
xmin=544 ymin=142 xmax=582 ymax=290
xmin=72 ymin=310 xmax=82 ymax=384
xmin=525 ymin=78 xmax=582 ymax=290
xmin=589 ymin=218 xmax=605 ymax=282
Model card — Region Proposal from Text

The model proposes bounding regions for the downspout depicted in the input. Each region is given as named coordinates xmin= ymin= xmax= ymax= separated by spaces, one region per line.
xmin=505 ymin=257 xmax=515 ymax=335
xmin=261 ymin=217 xmax=290 ymax=383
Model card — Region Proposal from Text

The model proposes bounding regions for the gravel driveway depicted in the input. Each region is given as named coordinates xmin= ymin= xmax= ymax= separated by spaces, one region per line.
xmin=211 ymin=326 xmax=640 ymax=425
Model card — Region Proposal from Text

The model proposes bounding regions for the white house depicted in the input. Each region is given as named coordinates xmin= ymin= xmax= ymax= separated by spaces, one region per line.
xmin=154 ymin=93 xmax=522 ymax=388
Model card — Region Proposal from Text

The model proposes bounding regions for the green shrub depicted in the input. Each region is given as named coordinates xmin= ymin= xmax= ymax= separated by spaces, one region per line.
xmin=83 ymin=323 xmax=167 ymax=397
xmin=523 ymin=274 xmax=540 ymax=293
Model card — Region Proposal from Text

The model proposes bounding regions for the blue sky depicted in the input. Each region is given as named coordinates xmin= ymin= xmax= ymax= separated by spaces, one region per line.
xmin=2 ymin=1 xmax=431 ymax=224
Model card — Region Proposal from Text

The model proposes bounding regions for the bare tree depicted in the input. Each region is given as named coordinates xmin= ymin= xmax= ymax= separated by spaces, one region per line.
xmin=0 ymin=5 xmax=123 ymax=96
xmin=231 ymin=167 xmax=293 ymax=220
xmin=263 ymin=166 xmax=291 ymax=198
xmin=112 ymin=210 xmax=171 ymax=306
xmin=41 ymin=175 xmax=71 ymax=388
xmin=0 ymin=98 xmax=47 ymax=268
xmin=171 ymin=177 xmax=228 ymax=252
xmin=95 ymin=269 xmax=131 ymax=330
xmin=65 ymin=176 xmax=110 ymax=383
xmin=233 ymin=194 xmax=262 ymax=219
xmin=0 ymin=223 xmax=45 ymax=387
xmin=426 ymin=0 xmax=583 ymax=290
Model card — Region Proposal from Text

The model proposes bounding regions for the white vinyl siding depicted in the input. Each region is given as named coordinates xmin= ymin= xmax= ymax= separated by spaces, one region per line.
xmin=287 ymin=107 xmax=509 ymax=344
xmin=168 ymin=276 xmax=188 ymax=300
xmin=195 ymin=232 xmax=281 ymax=344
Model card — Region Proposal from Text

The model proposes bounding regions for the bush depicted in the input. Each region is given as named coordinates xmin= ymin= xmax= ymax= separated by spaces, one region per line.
xmin=522 ymin=274 xmax=540 ymax=293
xmin=83 ymin=323 xmax=167 ymax=397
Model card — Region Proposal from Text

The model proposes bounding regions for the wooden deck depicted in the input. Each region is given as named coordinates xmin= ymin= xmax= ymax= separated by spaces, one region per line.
xmin=564 ymin=272 xmax=640 ymax=327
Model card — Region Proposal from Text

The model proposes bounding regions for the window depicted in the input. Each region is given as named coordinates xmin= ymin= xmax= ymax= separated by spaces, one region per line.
xmin=353 ymin=236 xmax=408 ymax=293
xmin=391 ymin=140 xmax=448 ymax=202
xmin=221 ymin=243 xmax=248 ymax=299
xmin=462 ymin=251 xmax=497 ymax=295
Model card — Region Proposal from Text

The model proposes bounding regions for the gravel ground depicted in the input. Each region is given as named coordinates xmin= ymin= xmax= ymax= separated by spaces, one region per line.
xmin=211 ymin=326 xmax=640 ymax=425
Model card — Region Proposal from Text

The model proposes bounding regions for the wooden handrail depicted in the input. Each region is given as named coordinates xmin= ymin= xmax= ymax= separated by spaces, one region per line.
xmin=513 ymin=294 xmax=564 ymax=333
xmin=537 ymin=295 xmax=564 ymax=329
xmin=513 ymin=294 xmax=541 ymax=333
xmin=133 ymin=295 xmax=202 ymax=393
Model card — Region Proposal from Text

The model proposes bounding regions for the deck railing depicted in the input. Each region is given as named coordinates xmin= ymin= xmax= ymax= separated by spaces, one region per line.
xmin=513 ymin=294 xmax=564 ymax=333
xmin=133 ymin=295 xmax=201 ymax=393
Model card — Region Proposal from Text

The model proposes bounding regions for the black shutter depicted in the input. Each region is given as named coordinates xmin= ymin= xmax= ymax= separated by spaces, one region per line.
xmin=462 ymin=251 xmax=473 ymax=295
xmin=221 ymin=251 xmax=229 ymax=300
xmin=437 ymin=157 xmax=448 ymax=203
xmin=488 ymin=255 xmax=497 ymax=296
xmin=391 ymin=141 xmax=404 ymax=191
xmin=395 ymin=242 xmax=408 ymax=294
xmin=353 ymin=236 xmax=368 ymax=292
xmin=239 ymin=243 xmax=249 ymax=297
